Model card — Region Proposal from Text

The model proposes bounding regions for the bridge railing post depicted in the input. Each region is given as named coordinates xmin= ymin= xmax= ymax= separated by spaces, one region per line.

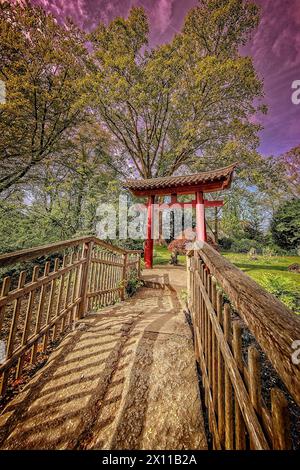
xmin=186 ymin=251 xmax=193 ymax=309
xmin=121 ymin=252 xmax=128 ymax=301
xmin=77 ymin=240 xmax=93 ymax=319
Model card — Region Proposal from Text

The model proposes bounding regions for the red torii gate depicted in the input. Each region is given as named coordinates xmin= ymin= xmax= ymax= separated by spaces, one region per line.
xmin=126 ymin=163 xmax=236 ymax=269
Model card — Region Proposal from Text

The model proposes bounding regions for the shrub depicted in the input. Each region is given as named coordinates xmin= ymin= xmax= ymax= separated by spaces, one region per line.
xmin=125 ymin=269 xmax=143 ymax=297
xmin=218 ymin=237 xmax=233 ymax=251
xmin=260 ymin=274 xmax=299 ymax=314
xmin=118 ymin=239 xmax=144 ymax=251
xmin=231 ymin=238 xmax=261 ymax=254
xmin=167 ymin=239 xmax=189 ymax=265
xmin=271 ymin=198 xmax=300 ymax=250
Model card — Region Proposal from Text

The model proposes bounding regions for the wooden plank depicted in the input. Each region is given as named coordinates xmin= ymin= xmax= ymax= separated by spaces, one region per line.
xmin=77 ymin=241 xmax=93 ymax=318
xmin=31 ymin=263 xmax=51 ymax=363
xmin=216 ymin=290 xmax=225 ymax=447
xmin=63 ymin=252 xmax=75 ymax=326
xmin=211 ymin=278 xmax=218 ymax=413
xmin=52 ymin=256 xmax=67 ymax=340
xmin=233 ymin=322 xmax=246 ymax=449
xmin=0 ymin=277 xmax=11 ymax=334
xmin=271 ymin=389 xmax=291 ymax=450
xmin=16 ymin=265 xmax=41 ymax=379
xmin=248 ymin=346 xmax=262 ymax=417
xmin=6 ymin=271 xmax=27 ymax=358
xmin=121 ymin=253 xmax=128 ymax=301
xmin=224 ymin=304 xmax=234 ymax=450
xmin=42 ymin=258 xmax=59 ymax=351
xmin=70 ymin=254 xmax=80 ymax=325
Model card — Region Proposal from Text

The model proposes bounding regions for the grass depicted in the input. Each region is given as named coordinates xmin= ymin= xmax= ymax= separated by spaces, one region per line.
xmin=222 ymin=253 xmax=300 ymax=284
xmin=151 ymin=245 xmax=300 ymax=313
xmin=223 ymin=252 xmax=300 ymax=314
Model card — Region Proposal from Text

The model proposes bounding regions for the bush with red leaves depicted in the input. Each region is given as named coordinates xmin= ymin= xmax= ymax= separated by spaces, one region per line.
xmin=167 ymin=238 xmax=188 ymax=255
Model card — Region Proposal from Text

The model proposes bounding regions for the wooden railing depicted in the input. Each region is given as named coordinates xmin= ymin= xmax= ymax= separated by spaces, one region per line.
xmin=187 ymin=244 xmax=300 ymax=450
xmin=0 ymin=237 xmax=141 ymax=398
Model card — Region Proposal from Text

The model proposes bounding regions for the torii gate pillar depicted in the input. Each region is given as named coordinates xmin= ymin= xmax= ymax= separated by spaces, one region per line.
xmin=144 ymin=195 xmax=155 ymax=269
xmin=196 ymin=191 xmax=207 ymax=243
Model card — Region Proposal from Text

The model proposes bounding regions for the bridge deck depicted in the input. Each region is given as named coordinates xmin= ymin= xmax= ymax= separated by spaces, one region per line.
xmin=0 ymin=267 xmax=207 ymax=450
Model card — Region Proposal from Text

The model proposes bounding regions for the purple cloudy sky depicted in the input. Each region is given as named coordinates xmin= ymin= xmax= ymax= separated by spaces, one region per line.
xmin=31 ymin=0 xmax=300 ymax=156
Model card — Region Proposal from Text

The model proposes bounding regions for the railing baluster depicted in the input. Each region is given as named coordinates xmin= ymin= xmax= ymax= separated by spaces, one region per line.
xmin=271 ymin=389 xmax=291 ymax=450
xmin=224 ymin=303 xmax=234 ymax=450
xmin=52 ymin=255 xmax=67 ymax=340
xmin=211 ymin=278 xmax=218 ymax=415
xmin=216 ymin=290 xmax=225 ymax=448
xmin=0 ymin=277 xmax=11 ymax=335
xmin=43 ymin=258 xmax=59 ymax=351
xmin=233 ymin=322 xmax=246 ymax=449
xmin=31 ymin=263 xmax=50 ymax=363
xmin=16 ymin=265 xmax=40 ymax=378
xmin=1 ymin=271 xmax=26 ymax=396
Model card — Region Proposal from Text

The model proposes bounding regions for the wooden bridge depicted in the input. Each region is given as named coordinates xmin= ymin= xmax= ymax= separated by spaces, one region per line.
xmin=0 ymin=237 xmax=299 ymax=450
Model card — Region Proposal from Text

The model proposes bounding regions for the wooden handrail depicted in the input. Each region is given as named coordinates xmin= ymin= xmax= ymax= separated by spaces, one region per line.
xmin=0 ymin=236 xmax=130 ymax=268
xmin=188 ymin=243 xmax=300 ymax=404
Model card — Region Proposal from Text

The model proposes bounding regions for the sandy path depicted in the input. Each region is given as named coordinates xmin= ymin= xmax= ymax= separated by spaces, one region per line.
xmin=0 ymin=278 xmax=207 ymax=450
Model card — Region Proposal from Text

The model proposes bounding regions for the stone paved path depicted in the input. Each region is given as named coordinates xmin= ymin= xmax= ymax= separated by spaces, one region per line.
xmin=0 ymin=268 xmax=207 ymax=450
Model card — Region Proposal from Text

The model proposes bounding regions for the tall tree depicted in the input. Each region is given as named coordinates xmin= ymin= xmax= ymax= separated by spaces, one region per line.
xmin=271 ymin=199 xmax=300 ymax=250
xmin=279 ymin=145 xmax=300 ymax=198
xmin=0 ymin=0 xmax=89 ymax=194
xmin=88 ymin=0 xmax=264 ymax=179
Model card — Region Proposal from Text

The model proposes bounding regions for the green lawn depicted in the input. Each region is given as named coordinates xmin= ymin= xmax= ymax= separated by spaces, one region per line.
xmin=222 ymin=253 xmax=300 ymax=284
xmin=151 ymin=245 xmax=300 ymax=313
xmin=223 ymin=253 xmax=300 ymax=314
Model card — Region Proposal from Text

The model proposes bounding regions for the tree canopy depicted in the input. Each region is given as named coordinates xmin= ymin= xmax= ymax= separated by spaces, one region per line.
xmin=87 ymin=0 xmax=264 ymax=178
xmin=271 ymin=199 xmax=300 ymax=250
xmin=0 ymin=0 xmax=90 ymax=194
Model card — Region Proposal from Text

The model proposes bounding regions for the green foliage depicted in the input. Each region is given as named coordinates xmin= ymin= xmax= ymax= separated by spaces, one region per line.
xmin=125 ymin=269 xmax=143 ymax=297
xmin=223 ymin=252 xmax=300 ymax=314
xmin=271 ymin=199 xmax=300 ymax=250
xmin=230 ymin=238 xmax=261 ymax=253
xmin=0 ymin=0 xmax=90 ymax=193
xmin=278 ymin=145 xmax=300 ymax=198
xmin=117 ymin=239 xmax=144 ymax=251
xmin=88 ymin=1 xmax=264 ymax=179
xmin=260 ymin=275 xmax=299 ymax=314
xmin=218 ymin=237 xmax=233 ymax=250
